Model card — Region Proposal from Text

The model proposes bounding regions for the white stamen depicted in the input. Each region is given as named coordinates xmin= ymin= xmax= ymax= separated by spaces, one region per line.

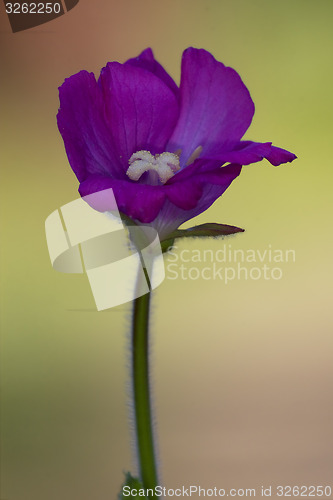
xmin=127 ymin=150 xmax=180 ymax=184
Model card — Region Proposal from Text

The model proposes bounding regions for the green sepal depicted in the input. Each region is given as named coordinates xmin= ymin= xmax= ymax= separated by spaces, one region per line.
xmin=118 ymin=472 xmax=144 ymax=499
xmin=161 ymin=222 xmax=244 ymax=252
xmin=118 ymin=211 xmax=138 ymax=228
xmin=161 ymin=238 xmax=175 ymax=254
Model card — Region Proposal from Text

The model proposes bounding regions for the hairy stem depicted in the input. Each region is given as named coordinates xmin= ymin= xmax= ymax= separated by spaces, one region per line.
xmin=131 ymin=288 xmax=158 ymax=492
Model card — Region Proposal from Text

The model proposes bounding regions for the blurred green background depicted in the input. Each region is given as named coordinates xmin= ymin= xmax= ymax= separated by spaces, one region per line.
xmin=1 ymin=0 xmax=332 ymax=498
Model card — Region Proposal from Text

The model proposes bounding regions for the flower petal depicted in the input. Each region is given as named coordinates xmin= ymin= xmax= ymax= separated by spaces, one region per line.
xmin=98 ymin=62 xmax=179 ymax=166
xmin=203 ymin=141 xmax=297 ymax=166
xmin=125 ymin=48 xmax=179 ymax=99
xmin=164 ymin=178 xmax=203 ymax=210
xmin=167 ymin=48 xmax=255 ymax=165
xmin=78 ymin=175 xmax=166 ymax=223
xmin=57 ymin=71 xmax=124 ymax=181
xmin=152 ymin=164 xmax=242 ymax=238
xmin=264 ymin=144 xmax=298 ymax=166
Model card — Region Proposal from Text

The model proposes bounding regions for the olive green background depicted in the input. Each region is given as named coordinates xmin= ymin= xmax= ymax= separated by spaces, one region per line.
xmin=1 ymin=1 xmax=332 ymax=498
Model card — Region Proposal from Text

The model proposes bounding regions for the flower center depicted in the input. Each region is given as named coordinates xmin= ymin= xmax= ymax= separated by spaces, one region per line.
xmin=126 ymin=150 xmax=180 ymax=184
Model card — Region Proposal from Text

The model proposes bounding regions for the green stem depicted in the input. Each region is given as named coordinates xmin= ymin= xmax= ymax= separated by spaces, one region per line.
xmin=132 ymin=288 xmax=158 ymax=492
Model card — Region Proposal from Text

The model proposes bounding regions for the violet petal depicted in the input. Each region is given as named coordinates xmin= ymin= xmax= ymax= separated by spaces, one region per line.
xmin=57 ymin=71 xmax=124 ymax=182
xmin=153 ymin=164 xmax=242 ymax=238
xmin=125 ymin=48 xmax=179 ymax=99
xmin=98 ymin=62 xmax=179 ymax=168
xmin=203 ymin=141 xmax=297 ymax=166
xmin=79 ymin=175 xmax=166 ymax=223
xmin=167 ymin=48 xmax=255 ymax=165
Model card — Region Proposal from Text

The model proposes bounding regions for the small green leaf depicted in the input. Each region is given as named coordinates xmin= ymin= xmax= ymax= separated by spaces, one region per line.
xmin=118 ymin=472 xmax=144 ymax=499
xmin=161 ymin=222 xmax=244 ymax=251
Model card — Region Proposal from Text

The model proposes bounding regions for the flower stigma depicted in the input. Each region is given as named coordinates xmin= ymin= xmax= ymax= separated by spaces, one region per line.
xmin=127 ymin=150 xmax=180 ymax=184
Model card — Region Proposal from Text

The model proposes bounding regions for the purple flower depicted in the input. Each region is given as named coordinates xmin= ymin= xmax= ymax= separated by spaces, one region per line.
xmin=57 ymin=48 xmax=296 ymax=239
